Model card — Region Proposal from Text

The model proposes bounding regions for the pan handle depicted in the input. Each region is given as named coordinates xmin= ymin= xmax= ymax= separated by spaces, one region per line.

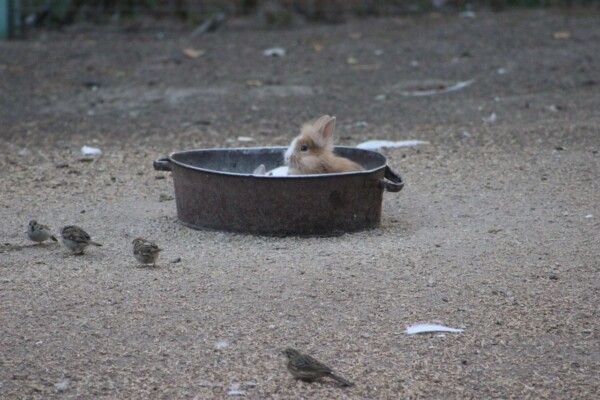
xmin=380 ymin=165 xmax=404 ymax=192
xmin=153 ymin=157 xmax=172 ymax=171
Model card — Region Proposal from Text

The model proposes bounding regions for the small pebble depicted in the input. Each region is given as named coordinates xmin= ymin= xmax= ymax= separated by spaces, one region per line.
xmin=82 ymin=81 xmax=100 ymax=89
xmin=159 ymin=193 xmax=174 ymax=202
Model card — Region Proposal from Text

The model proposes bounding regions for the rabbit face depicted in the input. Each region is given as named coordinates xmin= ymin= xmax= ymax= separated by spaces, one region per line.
xmin=284 ymin=115 xmax=335 ymax=173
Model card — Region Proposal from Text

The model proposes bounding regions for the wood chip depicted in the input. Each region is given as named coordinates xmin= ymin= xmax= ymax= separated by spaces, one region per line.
xmin=553 ymin=31 xmax=571 ymax=40
xmin=182 ymin=48 xmax=206 ymax=59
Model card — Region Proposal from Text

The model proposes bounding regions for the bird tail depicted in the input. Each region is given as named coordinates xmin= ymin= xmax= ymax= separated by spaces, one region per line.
xmin=328 ymin=373 xmax=353 ymax=387
xmin=89 ymin=241 xmax=103 ymax=247
xmin=51 ymin=235 xmax=58 ymax=242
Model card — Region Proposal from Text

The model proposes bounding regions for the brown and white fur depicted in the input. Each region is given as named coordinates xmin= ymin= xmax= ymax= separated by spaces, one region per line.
xmin=284 ymin=115 xmax=363 ymax=175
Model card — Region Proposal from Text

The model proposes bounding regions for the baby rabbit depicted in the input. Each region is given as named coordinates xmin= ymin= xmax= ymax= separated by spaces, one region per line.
xmin=284 ymin=115 xmax=363 ymax=175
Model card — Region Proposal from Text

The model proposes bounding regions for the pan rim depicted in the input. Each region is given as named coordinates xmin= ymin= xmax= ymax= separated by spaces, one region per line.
xmin=167 ymin=146 xmax=388 ymax=179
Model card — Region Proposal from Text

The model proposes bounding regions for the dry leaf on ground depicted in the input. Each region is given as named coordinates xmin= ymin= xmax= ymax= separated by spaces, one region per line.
xmin=553 ymin=31 xmax=571 ymax=40
xmin=182 ymin=48 xmax=206 ymax=58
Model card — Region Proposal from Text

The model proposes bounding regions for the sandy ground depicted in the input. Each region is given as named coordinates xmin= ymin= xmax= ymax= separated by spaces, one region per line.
xmin=1 ymin=9 xmax=599 ymax=399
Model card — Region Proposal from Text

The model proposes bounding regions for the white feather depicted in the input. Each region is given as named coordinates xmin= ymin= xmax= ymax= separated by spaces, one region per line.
xmin=81 ymin=145 xmax=102 ymax=156
xmin=356 ymin=140 xmax=429 ymax=150
xmin=401 ymin=79 xmax=474 ymax=97
xmin=405 ymin=323 xmax=464 ymax=335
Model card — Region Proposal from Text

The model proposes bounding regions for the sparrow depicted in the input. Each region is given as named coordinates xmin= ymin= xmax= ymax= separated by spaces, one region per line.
xmin=132 ymin=237 xmax=161 ymax=266
xmin=283 ymin=348 xmax=353 ymax=387
xmin=27 ymin=220 xmax=58 ymax=243
xmin=60 ymin=225 xmax=102 ymax=254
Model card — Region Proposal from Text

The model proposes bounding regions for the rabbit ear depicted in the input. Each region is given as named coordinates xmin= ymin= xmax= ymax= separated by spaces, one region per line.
xmin=318 ymin=116 xmax=336 ymax=144
xmin=313 ymin=115 xmax=331 ymax=128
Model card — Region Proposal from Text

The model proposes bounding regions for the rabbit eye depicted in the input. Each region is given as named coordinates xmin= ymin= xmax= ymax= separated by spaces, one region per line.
xmin=300 ymin=144 xmax=309 ymax=152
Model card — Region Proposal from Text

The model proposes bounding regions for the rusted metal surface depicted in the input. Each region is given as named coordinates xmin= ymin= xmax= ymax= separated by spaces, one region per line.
xmin=153 ymin=147 xmax=403 ymax=235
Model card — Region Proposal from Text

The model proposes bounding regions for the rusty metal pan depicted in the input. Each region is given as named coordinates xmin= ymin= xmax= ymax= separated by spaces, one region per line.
xmin=153 ymin=146 xmax=403 ymax=235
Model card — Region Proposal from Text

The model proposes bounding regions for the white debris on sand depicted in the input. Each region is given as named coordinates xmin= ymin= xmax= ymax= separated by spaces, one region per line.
xmin=263 ymin=47 xmax=286 ymax=57
xmin=405 ymin=323 xmax=464 ymax=335
xmin=483 ymin=112 xmax=497 ymax=123
xmin=401 ymin=79 xmax=474 ymax=97
xmin=237 ymin=136 xmax=254 ymax=142
xmin=81 ymin=145 xmax=102 ymax=156
xmin=356 ymin=140 xmax=429 ymax=150
xmin=227 ymin=383 xmax=245 ymax=396
xmin=215 ymin=340 xmax=229 ymax=350
xmin=54 ymin=379 xmax=70 ymax=392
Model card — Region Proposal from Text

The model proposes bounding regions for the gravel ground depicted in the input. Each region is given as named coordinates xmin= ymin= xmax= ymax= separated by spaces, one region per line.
xmin=1 ymin=9 xmax=599 ymax=399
